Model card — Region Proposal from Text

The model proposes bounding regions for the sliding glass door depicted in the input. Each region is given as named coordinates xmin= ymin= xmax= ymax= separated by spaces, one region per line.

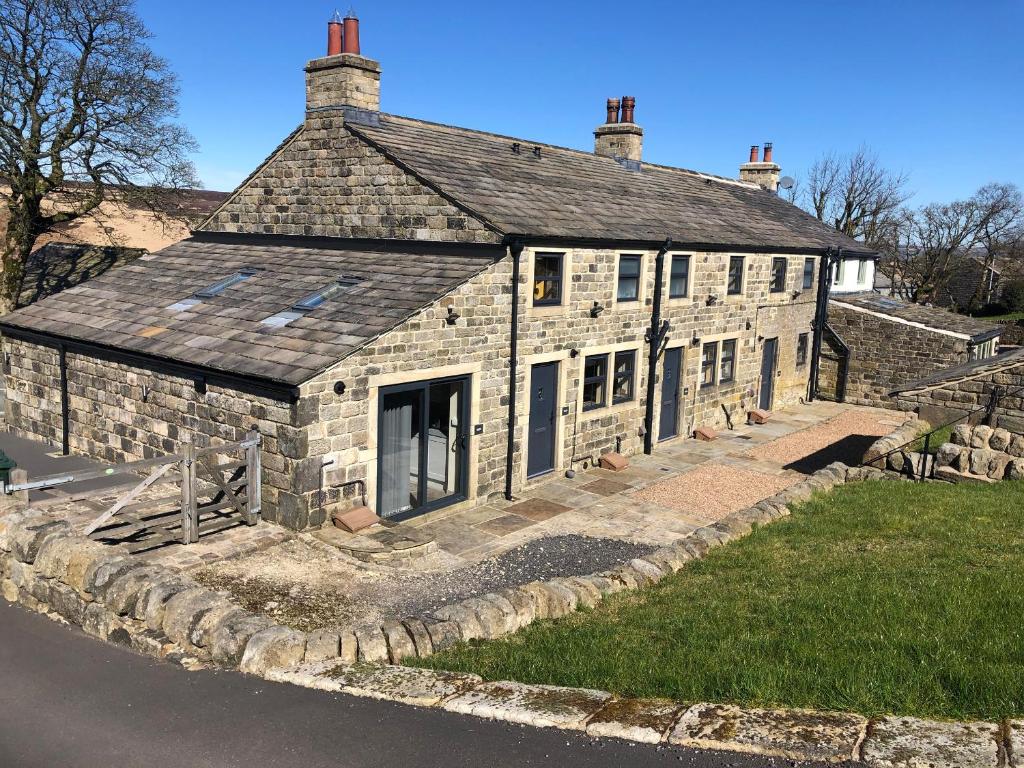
xmin=378 ymin=376 xmax=469 ymax=519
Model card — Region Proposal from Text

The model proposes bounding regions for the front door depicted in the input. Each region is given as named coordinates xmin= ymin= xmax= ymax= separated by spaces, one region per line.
xmin=527 ymin=362 xmax=558 ymax=478
xmin=759 ymin=338 xmax=778 ymax=410
xmin=659 ymin=347 xmax=682 ymax=441
xmin=378 ymin=376 xmax=469 ymax=520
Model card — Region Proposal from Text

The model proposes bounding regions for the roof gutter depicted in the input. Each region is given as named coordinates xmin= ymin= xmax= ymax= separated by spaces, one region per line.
xmin=0 ymin=324 xmax=302 ymax=404
xmin=508 ymin=234 xmax=876 ymax=258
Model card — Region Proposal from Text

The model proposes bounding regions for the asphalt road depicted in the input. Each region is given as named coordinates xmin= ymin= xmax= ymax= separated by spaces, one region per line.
xmin=0 ymin=603 xmax=849 ymax=768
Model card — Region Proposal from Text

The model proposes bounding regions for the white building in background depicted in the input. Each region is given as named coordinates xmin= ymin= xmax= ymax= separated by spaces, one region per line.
xmin=830 ymin=255 xmax=876 ymax=294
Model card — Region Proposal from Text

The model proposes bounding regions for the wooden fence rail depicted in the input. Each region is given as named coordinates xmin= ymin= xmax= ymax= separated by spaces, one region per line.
xmin=2 ymin=429 xmax=262 ymax=551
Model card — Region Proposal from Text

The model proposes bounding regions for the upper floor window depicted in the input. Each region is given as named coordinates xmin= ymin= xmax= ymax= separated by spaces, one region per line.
xmin=617 ymin=255 xmax=642 ymax=302
xmin=669 ymin=255 xmax=690 ymax=299
xmin=770 ymin=258 xmax=787 ymax=293
xmin=803 ymin=258 xmax=815 ymax=290
xmin=612 ymin=350 xmax=636 ymax=403
xmin=701 ymin=342 xmax=718 ymax=388
xmin=796 ymin=333 xmax=809 ymax=366
xmin=719 ymin=339 xmax=737 ymax=383
xmin=727 ymin=256 xmax=744 ymax=295
xmin=582 ymin=354 xmax=608 ymax=411
xmin=533 ymin=253 xmax=563 ymax=307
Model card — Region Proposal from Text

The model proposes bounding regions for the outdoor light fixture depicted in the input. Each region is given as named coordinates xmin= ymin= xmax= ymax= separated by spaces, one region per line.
xmin=445 ymin=307 xmax=460 ymax=325
xmin=745 ymin=319 xmax=752 ymax=331
xmin=707 ymin=294 xmax=718 ymax=306
xmin=334 ymin=381 xmax=346 ymax=395
xmin=691 ymin=333 xmax=701 ymax=346
xmin=569 ymin=348 xmax=580 ymax=358
xmin=142 ymin=384 xmax=150 ymax=403
xmin=590 ymin=301 xmax=604 ymax=318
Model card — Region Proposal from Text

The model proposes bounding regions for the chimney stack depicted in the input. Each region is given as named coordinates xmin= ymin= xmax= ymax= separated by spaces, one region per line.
xmin=594 ymin=95 xmax=643 ymax=162
xmin=305 ymin=11 xmax=381 ymax=113
xmin=739 ymin=141 xmax=781 ymax=191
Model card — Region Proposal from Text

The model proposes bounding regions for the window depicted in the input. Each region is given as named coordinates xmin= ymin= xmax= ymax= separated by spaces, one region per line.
xmin=612 ymin=350 xmax=636 ymax=403
xmin=802 ymin=258 xmax=815 ymax=290
xmin=669 ymin=255 xmax=690 ymax=299
xmin=167 ymin=268 xmax=258 ymax=311
xmin=261 ymin=276 xmax=363 ymax=328
xmin=727 ymin=256 xmax=744 ymax=295
xmin=582 ymin=354 xmax=608 ymax=410
xmin=617 ymin=255 xmax=642 ymax=302
xmin=533 ymin=253 xmax=563 ymax=306
xmin=770 ymin=258 xmax=787 ymax=293
xmin=796 ymin=333 xmax=809 ymax=366
xmin=719 ymin=339 xmax=737 ymax=383
xmin=701 ymin=342 xmax=718 ymax=388
xmin=834 ymin=259 xmax=846 ymax=285
xmin=857 ymin=258 xmax=868 ymax=284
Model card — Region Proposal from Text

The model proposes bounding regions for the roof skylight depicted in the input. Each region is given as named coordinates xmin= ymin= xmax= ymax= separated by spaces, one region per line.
xmin=166 ymin=267 xmax=259 ymax=312
xmin=260 ymin=275 xmax=363 ymax=328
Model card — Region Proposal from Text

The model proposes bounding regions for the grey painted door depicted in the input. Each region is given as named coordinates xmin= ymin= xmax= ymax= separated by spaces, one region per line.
xmin=759 ymin=337 xmax=778 ymax=410
xmin=659 ymin=347 xmax=682 ymax=441
xmin=527 ymin=362 xmax=558 ymax=478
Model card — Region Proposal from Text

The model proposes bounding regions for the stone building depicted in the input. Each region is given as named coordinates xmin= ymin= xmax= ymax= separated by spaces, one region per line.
xmin=0 ymin=14 xmax=871 ymax=530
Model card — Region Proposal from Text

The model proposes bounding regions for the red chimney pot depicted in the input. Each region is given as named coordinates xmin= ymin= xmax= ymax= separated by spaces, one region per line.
xmin=749 ymin=145 xmax=759 ymax=163
xmin=763 ymin=142 xmax=773 ymax=163
xmin=621 ymin=96 xmax=636 ymax=123
xmin=342 ymin=13 xmax=361 ymax=55
xmin=606 ymin=98 xmax=620 ymax=124
xmin=327 ymin=12 xmax=343 ymax=56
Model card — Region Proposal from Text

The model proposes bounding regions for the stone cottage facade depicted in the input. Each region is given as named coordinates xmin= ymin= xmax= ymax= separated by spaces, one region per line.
xmin=0 ymin=15 xmax=871 ymax=530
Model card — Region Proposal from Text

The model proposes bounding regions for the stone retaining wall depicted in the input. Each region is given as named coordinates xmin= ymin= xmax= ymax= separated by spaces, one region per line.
xmin=933 ymin=423 xmax=1024 ymax=484
xmin=861 ymin=417 xmax=933 ymax=477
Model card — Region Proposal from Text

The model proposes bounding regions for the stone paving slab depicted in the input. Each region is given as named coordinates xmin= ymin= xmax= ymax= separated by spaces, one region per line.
xmin=266 ymin=661 xmax=481 ymax=707
xmin=668 ymin=702 xmax=868 ymax=761
xmin=1004 ymin=720 xmax=1022 ymax=768
xmin=861 ymin=716 xmax=1001 ymax=768
xmin=585 ymin=698 xmax=684 ymax=744
xmin=442 ymin=680 xmax=612 ymax=730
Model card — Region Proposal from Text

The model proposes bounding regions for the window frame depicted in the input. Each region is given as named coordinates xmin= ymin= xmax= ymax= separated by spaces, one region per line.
xmin=770 ymin=257 xmax=787 ymax=294
xmin=796 ymin=333 xmax=809 ymax=367
xmin=616 ymin=254 xmax=642 ymax=303
xmin=802 ymin=258 xmax=815 ymax=290
xmin=532 ymin=252 xmax=565 ymax=308
xmin=857 ymin=258 xmax=868 ymax=284
xmin=582 ymin=353 xmax=609 ymax=411
xmin=612 ymin=350 xmax=636 ymax=404
xmin=727 ymin=255 xmax=745 ymax=296
xmin=669 ymin=254 xmax=690 ymax=299
xmin=719 ymin=339 xmax=737 ymax=383
xmin=700 ymin=342 xmax=719 ymax=389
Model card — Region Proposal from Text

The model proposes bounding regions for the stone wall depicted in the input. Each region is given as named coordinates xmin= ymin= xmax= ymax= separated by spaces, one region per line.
xmin=826 ymin=301 xmax=969 ymax=408
xmin=2 ymin=339 xmax=307 ymax=527
xmin=933 ymin=423 xmax=1024 ymax=483
xmin=201 ymin=113 xmax=499 ymax=243
xmin=894 ymin=361 xmax=1024 ymax=435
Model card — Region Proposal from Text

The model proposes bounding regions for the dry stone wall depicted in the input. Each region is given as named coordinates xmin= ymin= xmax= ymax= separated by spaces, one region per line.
xmin=894 ymin=362 xmax=1024 ymax=435
xmin=934 ymin=423 xmax=1024 ymax=483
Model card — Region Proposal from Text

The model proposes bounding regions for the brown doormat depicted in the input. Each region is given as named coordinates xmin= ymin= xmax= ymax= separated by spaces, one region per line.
xmin=332 ymin=505 xmax=381 ymax=533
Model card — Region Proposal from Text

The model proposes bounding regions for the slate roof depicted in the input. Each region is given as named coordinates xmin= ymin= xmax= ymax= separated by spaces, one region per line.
xmin=831 ymin=291 xmax=1003 ymax=342
xmin=346 ymin=112 xmax=874 ymax=254
xmin=19 ymin=243 xmax=145 ymax=308
xmin=891 ymin=347 xmax=1024 ymax=395
xmin=0 ymin=235 xmax=501 ymax=387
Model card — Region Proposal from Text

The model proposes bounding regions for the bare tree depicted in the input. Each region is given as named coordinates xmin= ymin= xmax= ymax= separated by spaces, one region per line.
xmin=966 ymin=183 xmax=1023 ymax=310
xmin=0 ymin=0 xmax=198 ymax=312
xmin=803 ymin=147 xmax=910 ymax=250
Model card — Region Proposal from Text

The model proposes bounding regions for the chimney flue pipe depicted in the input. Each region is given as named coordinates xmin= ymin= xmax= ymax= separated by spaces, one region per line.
xmin=749 ymin=145 xmax=760 ymax=163
xmin=327 ymin=11 xmax=343 ymax=56
xmin=606 ymin=98 xmax=620 ymax=124
xmin=621 ymin=96 xmax=636 ymax=123
xmin=763 ymin=142 xmax=773 ymax=163
xmin=342 ymin=13 xmax=361 ymax=54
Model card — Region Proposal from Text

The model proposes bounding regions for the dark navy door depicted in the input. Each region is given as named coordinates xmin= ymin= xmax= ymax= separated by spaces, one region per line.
xmin=659 ymin=347 xmax=682 ymax=441
xmin=759 ymin=337 xmax=778 ymax=410
xmin=527 ymin=362 xmax=558 ymax=477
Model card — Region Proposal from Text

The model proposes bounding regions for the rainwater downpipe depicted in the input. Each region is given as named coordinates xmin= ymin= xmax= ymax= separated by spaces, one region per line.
xmin=504 ymin=238 xmax=525 ymax=500
xmin=58 ymin=343 xmax=70 ymax=455
xmin=808 ymin=247 xmax=841 ymax=402
xmin=643 ymin=238 xmax=674 ymax=454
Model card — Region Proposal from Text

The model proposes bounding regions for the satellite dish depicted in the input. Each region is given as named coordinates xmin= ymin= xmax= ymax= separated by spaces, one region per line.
xmin=778 ymin=176 xmax=795 ymax=190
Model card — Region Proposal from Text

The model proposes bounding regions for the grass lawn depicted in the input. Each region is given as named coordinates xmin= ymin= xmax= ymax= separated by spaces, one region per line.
xmin=412 ymin=481 xmax=1024 ymax=721
xmin=909 ymin=422 xmax=957 ymax=454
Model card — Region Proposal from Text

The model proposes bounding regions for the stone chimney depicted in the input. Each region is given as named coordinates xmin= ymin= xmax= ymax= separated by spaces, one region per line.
xmin=739 ymin=143 xmax=781 ymax=191
xmin=305 ymin=11 xmax=381 ymax=113
xmin=594 ymin=96 xmax=643 ymax=162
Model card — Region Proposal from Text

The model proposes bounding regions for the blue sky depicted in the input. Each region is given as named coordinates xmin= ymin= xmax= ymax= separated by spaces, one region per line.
xmin=136 ymin=0 xmax=1023 ymax=206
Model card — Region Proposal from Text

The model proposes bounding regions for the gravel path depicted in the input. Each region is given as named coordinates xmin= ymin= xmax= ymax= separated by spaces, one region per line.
xmin=631 ymin=463 xmax=796 ymax=519
xmin=746 ymin=409 xmax=901 ymax=469
xmin=196 ymin=534 xmax=653 ymax=631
